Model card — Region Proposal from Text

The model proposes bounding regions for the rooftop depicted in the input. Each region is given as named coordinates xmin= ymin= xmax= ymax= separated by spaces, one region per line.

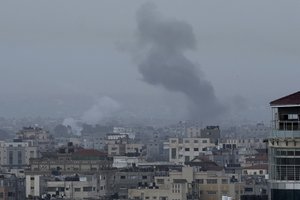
xmin=243 ymin=164 xmax=268 ymax=170
xmin=270 ymin=91 xmax=300 ymax=106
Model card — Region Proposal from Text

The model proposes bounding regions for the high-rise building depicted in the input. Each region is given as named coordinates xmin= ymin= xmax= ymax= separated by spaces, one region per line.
xmin=268 ymin=91 xmax=300 ymax=200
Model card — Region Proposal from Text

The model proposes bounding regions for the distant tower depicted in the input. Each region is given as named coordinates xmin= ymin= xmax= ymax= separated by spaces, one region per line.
xmin=269 ymin=91 xmax=300 ymax=200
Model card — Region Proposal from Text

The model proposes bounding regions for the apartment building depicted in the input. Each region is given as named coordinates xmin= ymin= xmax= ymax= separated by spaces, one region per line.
xmin=16 ymin=126 xmax=55 ymax=153
xmin=0 ymin=173 xmax=25 ymax=200
xmin=114 ymin=167 xmax=155 ymax=199
xmin=129 ymin=166 xmax=243 ymax=200
xmin=168 ymin=137 xmax=216 ymax=164
xmin=0 ymin=140 xmax=38 ymax=170
xmin=268 ymin=91 xmax=300 ymax=200
xmin=25 ymin=147 xmax=114 ymax=199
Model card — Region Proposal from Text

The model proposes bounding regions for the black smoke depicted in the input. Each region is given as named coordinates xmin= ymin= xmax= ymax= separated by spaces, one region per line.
xmin=136 ymin=3 xmax=225 ymax=121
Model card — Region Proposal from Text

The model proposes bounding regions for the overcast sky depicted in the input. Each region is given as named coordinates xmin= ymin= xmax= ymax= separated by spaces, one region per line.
xmin=0 ymin=0 xmax=299 ymax=123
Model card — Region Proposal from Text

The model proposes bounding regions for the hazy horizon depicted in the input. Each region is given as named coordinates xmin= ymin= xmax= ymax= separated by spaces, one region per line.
xmin=1 ymin=1 xmax=299 ymax=124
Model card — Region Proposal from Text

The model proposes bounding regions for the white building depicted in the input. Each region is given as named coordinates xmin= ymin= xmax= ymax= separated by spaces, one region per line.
xmin=167 ymin=138 xmax=216 ymax=164
xmin=113 ymin=156 xmax=141 ymax=168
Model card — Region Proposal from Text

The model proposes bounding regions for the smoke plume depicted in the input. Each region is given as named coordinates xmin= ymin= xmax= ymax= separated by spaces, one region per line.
xmin=136 ymin=3 xmax=225 ymax=121
xmin=63 ymin=117 xmax=82 ymax=135
xmin=63 ymin=96 xmax=120 ymax=135
xmin=81 ymin=96 xmax=120 ymax=125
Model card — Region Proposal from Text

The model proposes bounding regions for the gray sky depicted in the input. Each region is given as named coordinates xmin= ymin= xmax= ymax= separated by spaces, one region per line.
xmin=0 ymin=0 xmax=300 ymax=123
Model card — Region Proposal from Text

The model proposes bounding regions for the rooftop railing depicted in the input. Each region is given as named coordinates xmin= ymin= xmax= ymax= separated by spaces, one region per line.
xmin=271 ymin=120 xmax=300 ymax=138
xmin=272 ymin=120 xmax=300 ymax=131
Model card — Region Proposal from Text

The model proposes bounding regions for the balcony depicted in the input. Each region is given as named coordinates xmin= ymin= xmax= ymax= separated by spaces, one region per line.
xmin=271 ymin=120 xmax=300 ymax=138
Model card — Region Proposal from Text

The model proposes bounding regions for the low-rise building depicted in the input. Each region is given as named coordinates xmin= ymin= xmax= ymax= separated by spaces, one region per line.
xmin=129 ymin=166 xmax=244 ymax=200
xmin=0 ymin=173 xmax=25 ymax=200
xmin=25 ymin=147 xmax=114 ymax=199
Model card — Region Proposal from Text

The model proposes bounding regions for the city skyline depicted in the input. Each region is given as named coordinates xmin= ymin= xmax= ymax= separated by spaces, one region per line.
xmin=1 ymin=1 xmax=300 ymax=123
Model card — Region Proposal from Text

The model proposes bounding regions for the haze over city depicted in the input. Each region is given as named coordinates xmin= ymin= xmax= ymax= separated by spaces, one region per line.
xmin=1 ymin=1 xmax=300 ymax=200
xmin=1 ymin=0 xmax=300 ymax=124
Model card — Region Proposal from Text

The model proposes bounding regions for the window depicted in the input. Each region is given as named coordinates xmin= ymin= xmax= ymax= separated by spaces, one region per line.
xmin=185 ymin=140 xmax=190 ymax=143
xmin=221 ymin=179 xmax=228 ymax=184
xmin=202 ymin=140 xmax=207 ymax=143
xmin=30 ymin=177 xmax=35 ymax=180
xmin=83 ymin=187 xmax=93 ymax=192
xmin=207 ymin=179 xmax=217 ymax=184
xmin=8 ymin=151 xmax=13 ymax=165
xmin=207 ymin=191 xmax=217 ymax=195
xmin=222 ymin=191 xmax=228 ymax=195
xmin=195 ymin=179 xmax=203 ymax=184
xmin=142 ymin=176 xmax=147 ymax=179
xmin=194 ymin=140 xmax=199 ymax=143
xmin=185 ymin=156 xmax=190 ymax=162
xmin=171 ymin=148 xmax=177 ymax=159
xmin=194 ymin=148 xmax=199 ymax=151
xmin=18 ymin=151 xmax=22 ymax=165
xmin=185 ymin=148 xmax=190 ymax=151
xmin=75 ymin=188 xmax=81 ymax=192
xmin=120 ymin=176 xmax=126 ymax=179
xmin=288 ymin=114 xmax=298 ymax=120
xmin=171 ymin=140 xmax=177 ymax=143
xmin=157 ymin=179 xmax=164 ymax=184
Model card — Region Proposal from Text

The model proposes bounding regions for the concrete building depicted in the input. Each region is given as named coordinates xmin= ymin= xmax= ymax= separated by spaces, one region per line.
xmin=241 ymin=165 xmax=268 ymax=200
xmin=243 ymin=164 xmax=268 ymax=176
xmin=268 ymin=91 xmax=300 ymax=200
xmin=114 ymin=167 xmax=156 ymax=199
xmin=0 ymin=173 xmax=25 ymax=200
xmin=113 ymin=156 xmax=141 ymax=168
xmin=113 ymin=127 xmax=135 ymax=139
xmin=16 ymin=126 xmax=54 ymax=154
xmin=82 ymin=136 xmax=105 ymax=150
xmin=44 ymin=174 xmax=105 ymax=200
xmin=168 ymin=137 xmax=216 ymax=164
xmin=129 ymin=166 xmax=243 ymax=200
xmin=25 ymin=148 xmax=114 ymax=199
xmin=186 ymin=126 xmax=220 ymax=144
xmin=0 ymin=140 xmax=38 ymax=170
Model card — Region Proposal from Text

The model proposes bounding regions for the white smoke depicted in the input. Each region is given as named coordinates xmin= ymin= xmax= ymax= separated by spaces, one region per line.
xmin=62 ymin=117 xmax=82 ymax=135
xmin=62 ymin=96 xmax=121 ymax=135
xmin=81 ymin=96 xmax=120 ymax=125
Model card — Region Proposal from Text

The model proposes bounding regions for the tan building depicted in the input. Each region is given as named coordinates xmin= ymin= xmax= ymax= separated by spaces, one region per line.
xmin=168 ymin=138 xmax=216 ymax=164
xmin=16 ymin=126 xmax=54 ymax=153
xmin=129 ymin=166 xmax=243 ymax=200
xmin=129 ymin=181 xmax=188 ymax=200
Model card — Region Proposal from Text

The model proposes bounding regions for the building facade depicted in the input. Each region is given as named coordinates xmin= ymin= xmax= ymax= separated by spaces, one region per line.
xmin=268 ymin=91 xmax=300 ymax=200
xmin=168 ymin=138 xmax=216 ymax=164
xmin=0 ymin=140 xmax=38 ymax=170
